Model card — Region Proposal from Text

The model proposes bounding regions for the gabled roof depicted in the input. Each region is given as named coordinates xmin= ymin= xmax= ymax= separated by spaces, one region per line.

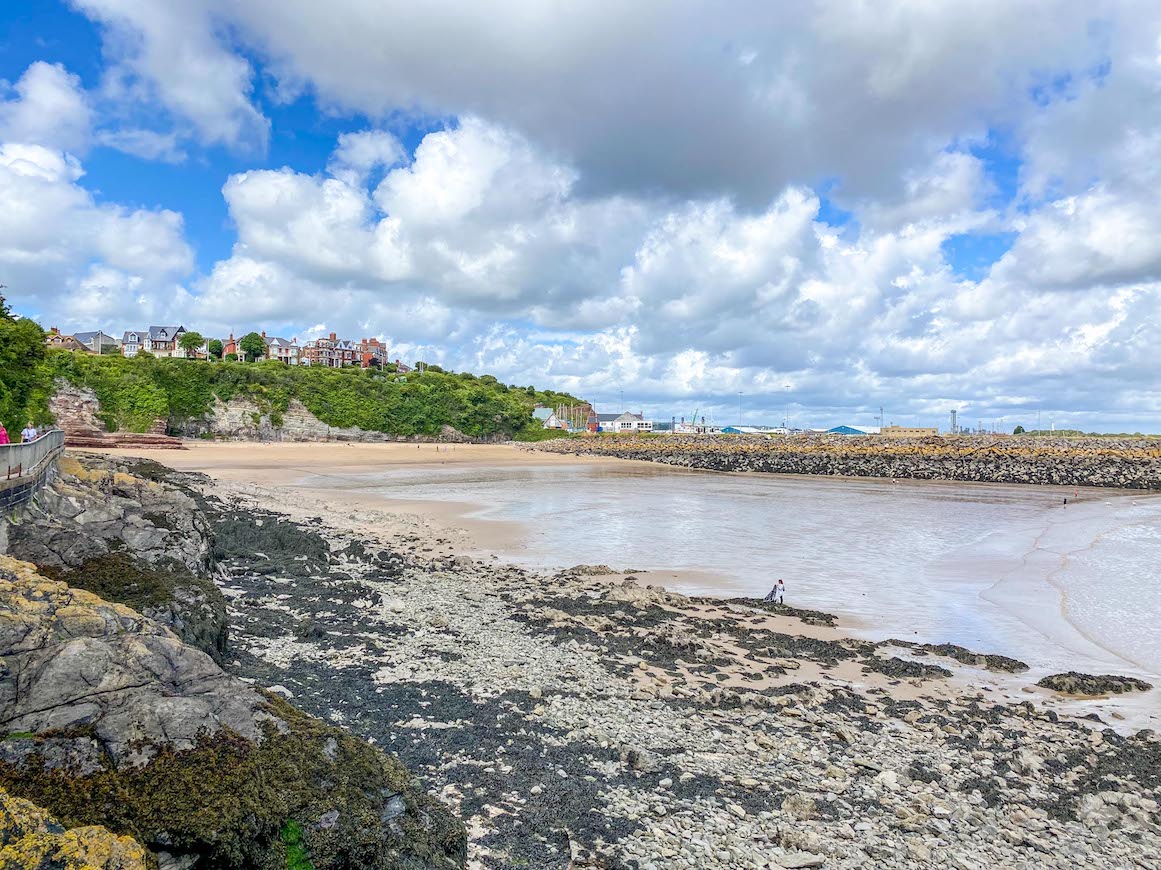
xmin=264 ymin=336 xmax=297 ymax=348
xmin=148 ymin=325 xmax=185 ymax=340
xmin=72 ymin=330 xmax=116 ymax=345
xmin=613 ymin=411 xmax=646 ymax=422
xmin=596 ymin=413 xmax=620 ymax=422
xmin=123 ymin=330 xmax=147 ymax=342
xmin=532 ymin=408 xmax=554 ymax=421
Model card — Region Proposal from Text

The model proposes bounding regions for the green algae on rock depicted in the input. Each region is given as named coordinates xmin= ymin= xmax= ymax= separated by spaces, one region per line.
xmin=1037 ymin=672 xmax=1154 ymax=696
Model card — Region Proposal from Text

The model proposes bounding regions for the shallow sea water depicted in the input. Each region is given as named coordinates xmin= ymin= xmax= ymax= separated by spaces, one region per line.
xmin=303 ymin=462 xmax=1161 ymax=683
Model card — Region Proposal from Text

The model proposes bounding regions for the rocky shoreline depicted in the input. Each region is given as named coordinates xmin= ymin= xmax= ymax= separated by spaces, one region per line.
xmin=532 ymin=435 xmax=1161 ymax=490
xmin=1 ymin=451 xmax=1158 ymax=868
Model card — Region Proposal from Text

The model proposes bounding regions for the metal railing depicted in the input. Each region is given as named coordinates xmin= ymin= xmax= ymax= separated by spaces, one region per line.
xmin=2 ymin=429 xmax=65 ymax=482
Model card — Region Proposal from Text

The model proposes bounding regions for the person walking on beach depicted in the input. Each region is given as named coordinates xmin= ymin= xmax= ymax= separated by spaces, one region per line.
xmin=0 ymin=423 xmax=9 ymax=445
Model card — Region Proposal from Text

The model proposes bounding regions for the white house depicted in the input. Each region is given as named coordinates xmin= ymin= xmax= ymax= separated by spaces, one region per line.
xmin=122 ymin=330 xmax=146 ymax=357
xmin=532 ymin=407 xmax=563 ymax=429
xmin=609 ymin=411 xmax=653 ymax=432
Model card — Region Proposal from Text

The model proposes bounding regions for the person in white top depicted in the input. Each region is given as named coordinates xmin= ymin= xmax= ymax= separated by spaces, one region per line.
xmin=20 ymin=423 xmax=38 ymax=443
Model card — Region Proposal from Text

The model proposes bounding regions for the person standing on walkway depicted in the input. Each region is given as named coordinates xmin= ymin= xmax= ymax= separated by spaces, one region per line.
xmin=0 ymin=423 xmax=9 ymax=444
xmin=20 ymin=423 xmax=37 ymax=443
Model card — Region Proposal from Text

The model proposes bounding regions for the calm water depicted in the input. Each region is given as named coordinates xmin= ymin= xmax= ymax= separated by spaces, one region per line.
xmin=307 ymin=462 xmax=1161 ymax=681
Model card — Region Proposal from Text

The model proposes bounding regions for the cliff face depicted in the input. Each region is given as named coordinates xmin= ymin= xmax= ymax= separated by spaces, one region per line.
xmin=536 ymin=434 xmax=1161 ymax=489
xmin=0 ymin=554 xmax=466 ymax=870
xmin=48 ymin=382 xmax=183 ymax=449
xmin=175 ymin=396 xmax=397 ymax=442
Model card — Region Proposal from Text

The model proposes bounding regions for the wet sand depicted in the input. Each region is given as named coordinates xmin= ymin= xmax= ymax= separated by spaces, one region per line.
xmin=93 ymin=441 xmax=1161 ymax=730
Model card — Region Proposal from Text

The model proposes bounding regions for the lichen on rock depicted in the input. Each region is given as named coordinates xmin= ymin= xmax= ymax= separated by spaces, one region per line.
xmin=0 ymin=783 xmax=147 ymax=869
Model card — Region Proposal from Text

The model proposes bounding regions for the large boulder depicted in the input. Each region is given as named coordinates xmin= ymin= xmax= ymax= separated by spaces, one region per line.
xmin=5 ymin=453 xmax=228 ymax=661
xmin=0 ymin=556 xmax=466 ymax=870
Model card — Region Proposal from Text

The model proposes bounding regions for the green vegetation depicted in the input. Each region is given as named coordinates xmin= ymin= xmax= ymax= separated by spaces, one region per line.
xmin=179 ymin=331 xmax=205 ymax=355
xmin=239 ymin=331 xmax=266 ymax=363
xmin=0 ymin=293 xmax=53 ymax=432
xmin=281 ymin=819 xmax=316 ymax=870
xmin=43 ymin=350 xmax=581 ymax=440
xmin=208 ymin=338 xmax=224 ymax=359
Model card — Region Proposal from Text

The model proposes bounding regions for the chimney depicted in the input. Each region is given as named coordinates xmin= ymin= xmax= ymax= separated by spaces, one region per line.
xmin=329 ymin=332 xmax=337 ymax=341
xmin=261 ymin=330 xmax=266 ymax=338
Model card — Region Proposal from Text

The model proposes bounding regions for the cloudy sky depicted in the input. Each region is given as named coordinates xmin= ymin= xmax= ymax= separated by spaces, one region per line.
xmin=2 ymin=1 xmax=1159 ymax=432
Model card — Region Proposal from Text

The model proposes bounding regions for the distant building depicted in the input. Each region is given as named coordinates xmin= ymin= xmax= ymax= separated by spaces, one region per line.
xmin=393 ymin=359 xmax=412 ymax=373
xmin=881 ymin=426 xmax=939 ymax=438
xmin=145 ymin=325 xmax=187 ymax=358
xmin=72 ymin=330 xmax=119 ymax=353
xmin=262 ymin=332 xmax=301 ymax=365
xmin=122 ymin=330 xmax=146 ymax=357
xmin=609 ymin=411 xmax=653 ymax=433
xmin=532 ymin=407 xmax=564 ymax=429
xmin=826 ymin=425 xmax=880 ymax=436
xmin=722 ymin=426 xmax=785 ymax=436
xmin=675 ymin=416 xmax=721 ymax=435
xmin=45 ymin=329 xmax=89 ymax=352
xmin=359 ymin=338 xmax=387 ymax=368
xmin=303 ymin=332 xmax=358 ymax=367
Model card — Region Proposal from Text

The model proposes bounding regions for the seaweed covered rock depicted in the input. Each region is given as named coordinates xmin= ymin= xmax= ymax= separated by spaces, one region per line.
xmin=5 ymin=452 xmax=228 ymax=660
xmin=0 ymin=556 xmax=466 ymax=869
xmin=1036 ymin=672 xmax=1153 ymax=696
xmin=0 ymin=784 xmax=147 ymax=869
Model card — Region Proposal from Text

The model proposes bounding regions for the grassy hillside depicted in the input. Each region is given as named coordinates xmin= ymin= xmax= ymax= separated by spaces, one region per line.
xmin=45 ymin=351 xmax=582 ymax=441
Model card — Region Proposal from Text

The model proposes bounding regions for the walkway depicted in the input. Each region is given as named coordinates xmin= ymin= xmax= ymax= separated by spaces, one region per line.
xmin=1 ymin=429 xmax=66 ymax=512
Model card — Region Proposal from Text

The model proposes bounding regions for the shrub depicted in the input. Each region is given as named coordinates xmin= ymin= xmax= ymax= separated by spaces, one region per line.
xmin=42 ymin=351 xmax=582 ymax=441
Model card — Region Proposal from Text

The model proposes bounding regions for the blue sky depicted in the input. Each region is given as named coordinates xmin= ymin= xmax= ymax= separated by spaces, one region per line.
xmin=2 ymin=1 xmax=1160 ymax=432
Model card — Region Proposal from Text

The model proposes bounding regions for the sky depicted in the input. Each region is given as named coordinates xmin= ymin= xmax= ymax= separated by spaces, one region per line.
xmin=2 ymin=1 xmax=1160 ymax=432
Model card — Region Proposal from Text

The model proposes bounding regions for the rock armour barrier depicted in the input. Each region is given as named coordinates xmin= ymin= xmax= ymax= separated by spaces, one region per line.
xmin=535 ymin=434 xmax=1161 ymax=490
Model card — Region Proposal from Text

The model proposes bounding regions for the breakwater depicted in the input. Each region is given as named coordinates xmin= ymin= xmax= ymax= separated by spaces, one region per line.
xmin=534 ymin=434 xmax=1161 ymax=489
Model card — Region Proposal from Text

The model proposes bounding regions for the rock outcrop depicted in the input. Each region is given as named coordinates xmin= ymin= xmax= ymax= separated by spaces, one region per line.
xmin=0 ymin=555 xmax=466 ymax=869
xmin=0 ymin=784 xmax=147 ymax=869
xmin=4 ymin=453 xmax=227 ymax=660
xmin=49 ymin=382 xmax=184 ymax=450
xmin=1037 ymin=672 xmax=1154 ymax=695
xmin=535 ymin=434 xmax=1161 ymax=490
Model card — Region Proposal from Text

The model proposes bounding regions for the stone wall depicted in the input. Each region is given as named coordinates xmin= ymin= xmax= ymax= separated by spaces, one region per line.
xmin=535 ymin=434 xmax=1161 ymax=490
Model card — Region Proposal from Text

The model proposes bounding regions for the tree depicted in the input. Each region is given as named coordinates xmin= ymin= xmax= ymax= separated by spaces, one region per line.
xmin=0 ymin=292 xmax=50 ymax=431
xmin=101 ymin=344 xmax=121 ymax=355
xmin=225 ymin=352 xmax=239 ymax=362
xmin=179 ymin=331 xmax=205 ymax=357
xmin=1013 ymin=425 xmax=1026 ymax=435
xmin=208 ymin=339 xmax=224 ymax=360
xmin=239 ymin=332 xmax=267 ymax=363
